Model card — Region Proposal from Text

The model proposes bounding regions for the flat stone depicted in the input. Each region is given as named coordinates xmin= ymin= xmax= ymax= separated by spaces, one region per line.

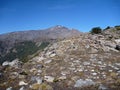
xmin=98 ymin=84 xmax=108 ymax=90
xmin=44 ymin=76 xmax=55 ymax=82
xmin=98 ymin=61 xmax=102 ymax=64
xmin=6 ymin=87 xmax=12 ymax=90
xmin=92 ymin=73 xmax=97 ymax=76
xmin=108 ymin=70 xmax=113 ymax=72
xmin=2 ymin=61 xmax=9 ymax=66
xmin=78 ymin=69 xmax=83 ymax=72
xmin=83 ymin=62 xmax=90 ymax=65
xmin=61 ymin=71 xmax=70 ymax=75
xmin=50 ymin=53 xmax=56 ymax=57
xmin=37 ymin=70 xmax=42 ymax=73
xmin=34 ymin=56 xmax=45 ymax=62
xmin=91 ymin=70 xmax=95 ymax=72
xmin=58 ymin=76 xmax=67 ymax=80
xmin=36 ymin=77 xmax=42 ymax=84
xmin=30 ymin=68 xmax=37 ymax=73
xmin=74 ymin=79 xmax=95 ymax=87
xmin=19 ymin=86 xmax=25 ymax=90
xmin=45 ymin=60 xmax=52 ymax=64
xmin=19 ymin=81 xmax=28 ymax=86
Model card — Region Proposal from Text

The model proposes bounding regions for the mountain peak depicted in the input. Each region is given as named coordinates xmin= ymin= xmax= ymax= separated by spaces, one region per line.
xmin=48 ymin=25 xmax=68 ymax=31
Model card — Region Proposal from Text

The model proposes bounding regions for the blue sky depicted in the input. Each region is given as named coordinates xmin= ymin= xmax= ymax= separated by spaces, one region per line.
xmin=0 ymin=0 xmax=120 ymax=34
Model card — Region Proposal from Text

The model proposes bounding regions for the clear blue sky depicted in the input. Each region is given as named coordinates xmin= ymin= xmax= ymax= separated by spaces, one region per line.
xmin=0 ymin=0 xmax=120 ymax=34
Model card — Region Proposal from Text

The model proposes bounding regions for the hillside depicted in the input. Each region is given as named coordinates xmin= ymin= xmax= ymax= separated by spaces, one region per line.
xmin=0 ymin=25 xmax=80 ymax=64
xmin=0 ymin=25 xmax=120 ymax=90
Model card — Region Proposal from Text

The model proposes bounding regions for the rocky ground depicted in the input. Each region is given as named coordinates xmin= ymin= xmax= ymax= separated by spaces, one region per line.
xmin=0 ymin=33 xmax=120 ymax=90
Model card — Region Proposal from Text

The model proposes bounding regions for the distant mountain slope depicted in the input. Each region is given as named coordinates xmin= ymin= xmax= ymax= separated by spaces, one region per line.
xmin=0 ymin=25 xmax=80 ymax=42
xmin=0 ymin=25 xmax=81 ymax=64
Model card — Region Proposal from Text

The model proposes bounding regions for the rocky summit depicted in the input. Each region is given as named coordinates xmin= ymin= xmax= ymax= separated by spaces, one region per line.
xmin=0 ymin=25 xmax=120 ymax=90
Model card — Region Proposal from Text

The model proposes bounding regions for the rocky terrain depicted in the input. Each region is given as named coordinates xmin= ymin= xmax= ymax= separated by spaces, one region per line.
xmin=0 ymin=25 xmax=120 ymax=90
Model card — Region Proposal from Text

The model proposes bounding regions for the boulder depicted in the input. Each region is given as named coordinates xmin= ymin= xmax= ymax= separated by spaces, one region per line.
xmin=74 ymin=79 xmax=95 ymax=87
xmin=44 ymin=76 xmax=55 ymax=82
xmin=19 ymin=81 xmax=28 ymax=86
xmin=2 ymin=59 xmax=21 ymax=68
xmin=6 ymin=87 xmax=12 ymax=90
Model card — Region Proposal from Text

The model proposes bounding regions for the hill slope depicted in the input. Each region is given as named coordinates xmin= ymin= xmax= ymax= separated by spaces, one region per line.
xmin=0 ymin=25 xmax=120 ymax=90
xmin=0 ymin=25 xmax=80 ymax=64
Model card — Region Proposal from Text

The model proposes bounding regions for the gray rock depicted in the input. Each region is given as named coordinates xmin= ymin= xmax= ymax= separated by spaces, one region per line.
xmin=45 ymin=59 xmax=52 ymax=64
xmin=19 ymin=86 xmax=25 ymax=90
xmin=44 ymin=76 xmax=55 ymax=82
xmin=98 ymin=84 xmax=108 ymax=90
xmin=74 ymin=79 xmax=95 ymax=87
xmin=19 ymin=81 xmax=28 ymax=86
xmin=2 ymin=59 xmax=21 ymax=68
xmin=6 ymin=87 xmax=12 ymax=90
xmin=83 ymin=61 xmax=90 ymax=65
xmin=58 ymin=76 xmax=67 ymax=80
xmin=2 ymin=61 xmax=9 ymax=66
xmin=36 ymin=77 xmax=42 ymax=84
xmin=30 ymin=76 xmax=42 ymax=84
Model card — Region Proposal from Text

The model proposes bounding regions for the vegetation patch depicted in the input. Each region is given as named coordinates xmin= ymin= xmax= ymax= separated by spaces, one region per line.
xmin=90 ymin=27 xmax=102 ymax=34
xmin=0 ymin=41 xmax=49 ymax=64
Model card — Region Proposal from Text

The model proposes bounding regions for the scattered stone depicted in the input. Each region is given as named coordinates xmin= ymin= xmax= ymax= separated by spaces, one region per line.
xmin=45 ymin=59 xmax=52 ymax=64
xmin=30 ymin=76 xmax=42 ymax=84
xmin=117 ymin=71 xmax=120 ymax=74
xmin=33 ymin=56 xmax=45 ymax=62
xmin=50 ymin=53 xmax=56 ymax=57
xmin=36 ymin=77 xmax=43 ymax=84
xmin=2 ymin=59 xmax=21 ymax=68
xmin=83 ymin=61 xmax=90 ymax=65
xmin=74 ymin=79 xmax=95 ymax=87
xmin=19 ymin=86 xmax=25 ymax=90
xmin=108 ymin=70 xmax=113 ymax=72
xmin=19 ymin=81 xmax=28 ymax=86
xmin=44 ymin=76 xmax=55 ymax=82
xmin=98 ymin=84 xmax=108 ymax=90
xmin=30 ymin=68 xmax=37 ymax=73
xmin=38 ymin=68 xmax=42 ymax=72
xmin=58 ymin=76 xmax=67 ymax=80
xmin=78 ymin=69 xmax=83 ymax=72
xmin=6 ymin=87 xmax=12 ymax=90
xmin=2 ymin=61 xmax=9 ymax=66
xmin=91 ymin=69 xmax=95 ymax=72
xmin=92 ymin=72 xmax=97 ymax=76
xmin=61 ymin=71 xmax=70 ymax=75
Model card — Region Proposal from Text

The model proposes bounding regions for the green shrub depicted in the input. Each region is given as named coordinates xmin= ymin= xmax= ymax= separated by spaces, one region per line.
xmin=0 ymin=41 xmax=49 ymax=64
xmin=90 ymin=27 xmax=102 ymax=34
xmin=38 ymin=42 xmax=49 ymax=50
